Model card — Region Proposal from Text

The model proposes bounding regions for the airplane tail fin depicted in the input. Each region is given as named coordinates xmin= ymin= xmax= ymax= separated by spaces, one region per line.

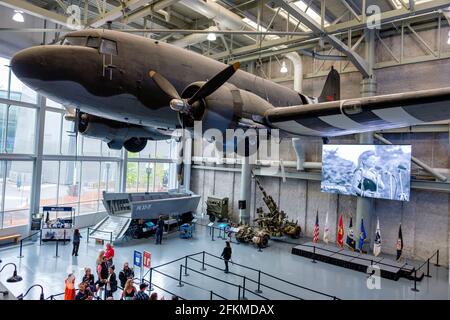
xmin=318 ymin=66 xmax=340 ymax=103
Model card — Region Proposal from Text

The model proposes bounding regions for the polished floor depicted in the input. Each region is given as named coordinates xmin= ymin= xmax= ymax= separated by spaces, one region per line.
xmin=0 ymin=219 xmax=449 ymax=300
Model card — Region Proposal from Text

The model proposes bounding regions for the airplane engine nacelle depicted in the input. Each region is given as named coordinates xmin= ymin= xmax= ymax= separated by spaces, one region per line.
xmin=181 ymin=82 xmax=274 ymax=133
xmin=77 ymin=113 xmax=167 ymax=150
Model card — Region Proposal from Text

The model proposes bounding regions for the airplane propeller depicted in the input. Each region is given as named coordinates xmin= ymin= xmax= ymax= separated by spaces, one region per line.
xmin=149 ymin=62 xmax=240 ymax=190
xmin=149 ymin=62 xmax=240 ymax=115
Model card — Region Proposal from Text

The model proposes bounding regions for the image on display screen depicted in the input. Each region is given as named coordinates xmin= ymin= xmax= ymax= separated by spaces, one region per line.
xmin=321 ymin=144 xmax=411 ymax=201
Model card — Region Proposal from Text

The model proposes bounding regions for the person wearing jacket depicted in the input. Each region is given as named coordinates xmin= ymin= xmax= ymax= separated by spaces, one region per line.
xmin=72 ymin=229 xmax=82 ymax=256
xmin=105 ymin=243 xmax=115 ymax=267
xmin=105 ymin=265 xmax=118 ymax=298
xmin=118 ymin=262 xmax=135 ymax=288
xmin=155 ymin=216 xmax=165 ymax=245
xmin=221 ymin=241 xmax=232 ymax=273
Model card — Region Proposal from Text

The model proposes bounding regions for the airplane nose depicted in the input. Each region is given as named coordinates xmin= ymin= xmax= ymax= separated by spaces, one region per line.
xmin=11 ymin=47 xmax=46 ymax=80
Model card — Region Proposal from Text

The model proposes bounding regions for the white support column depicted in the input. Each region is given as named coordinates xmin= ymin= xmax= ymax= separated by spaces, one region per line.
xmin=355 ymin=28 xmax=377 ymax=251
xmin=120 ymin=150 xmax=128 ymax=193
xmin=29 ymin=95 xmax=46 ymax=222
xmin=183 ymin=137 xmax=192 ymax=193
xmin=239 ymin=155 xmax=252 ymax=224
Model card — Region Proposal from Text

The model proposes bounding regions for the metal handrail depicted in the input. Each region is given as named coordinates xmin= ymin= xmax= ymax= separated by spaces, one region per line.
xmin=199 ymin=251 xmax=338 ymax=300
xmin=141 ymin=279 xmax=186 ymax=300
xmin=142 ymin=251 xmax=203 ymax=278
xmin=151 ymin=268 xmax=215 ymax=295
xmin=18 ymin=230 xmax=42 ymax=258
xmin=187 ymin=256 xmax=293 ymax=300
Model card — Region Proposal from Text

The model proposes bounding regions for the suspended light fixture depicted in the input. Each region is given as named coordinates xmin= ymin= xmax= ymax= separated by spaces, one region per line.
xmin=207 ymin=33 xmax=217 ymax=41
xmin=12 ymin=10 xmax=25 ymax=23
xmin=0 ymin=263 xmax=23 ymax=283
xmin=280 ymin=61 xmax=288 ymax=73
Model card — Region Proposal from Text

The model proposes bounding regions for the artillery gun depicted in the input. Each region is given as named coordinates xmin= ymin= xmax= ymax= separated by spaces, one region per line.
xmin=253 ymin=176 xmax=301 ymax=239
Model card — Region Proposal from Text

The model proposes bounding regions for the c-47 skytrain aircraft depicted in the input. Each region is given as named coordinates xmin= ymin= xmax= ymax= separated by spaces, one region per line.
xmin=11 ymin=29 xmax=450 ymax=153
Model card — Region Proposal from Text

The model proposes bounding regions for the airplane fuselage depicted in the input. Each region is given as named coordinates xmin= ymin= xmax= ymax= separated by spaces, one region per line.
xmin=12 ymin=29 xmax=303 ymax=131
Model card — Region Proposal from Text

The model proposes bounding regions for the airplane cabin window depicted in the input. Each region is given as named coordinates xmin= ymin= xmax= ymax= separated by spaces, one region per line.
xmin=87 ymin=37 xmax=100 ymax=49
xmin=99 ymin=39 xmax=118 ymax=56
xmin=62 ymin=36 xmax=87 ymax=46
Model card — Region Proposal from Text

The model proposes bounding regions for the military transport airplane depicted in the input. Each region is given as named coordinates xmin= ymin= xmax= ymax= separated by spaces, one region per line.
xmin=10 ymin=29 xmax=450 ymax=153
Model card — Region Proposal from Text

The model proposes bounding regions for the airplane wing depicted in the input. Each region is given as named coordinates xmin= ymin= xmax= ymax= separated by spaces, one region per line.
xmin=264 ymin=87 xmax=450 ymax=137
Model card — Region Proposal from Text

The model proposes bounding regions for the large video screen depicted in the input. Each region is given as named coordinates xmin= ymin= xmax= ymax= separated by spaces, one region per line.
xmin=321 ymin=144 xmax=411 ymax=201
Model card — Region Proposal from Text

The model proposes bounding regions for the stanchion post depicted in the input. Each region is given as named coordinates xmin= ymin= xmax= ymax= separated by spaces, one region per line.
xmin=63 ymin=230 xmax=66 ymax=245
xmin=255 ymin=270 xmax=262 ymax=293
xmin=184 ymin=256 xmax=189 ymax=276
xmin=435 ymin=250 xmax=440 ymax=267
xmin=210 ymin=291 xmax=213 ymax=300
xmin=18 ymin=240 xmax=24 ymax=258
xmin=149 ymin=268 xmax=154 ymax=291
xmin=237 ymin=285 xmax=241 ymax=300
xmin=178 ymin=265 xmax=184 ymax=287
xmin=411 ymin=268 xmax=419 ymax=292
xmin=54 ymin=240 xmax=59 ymax=258
xmin=201 ymin=251 xmax=206 ymax=271
xmin=211 ymin=227 xmax=215 ymax=241
xmin=87 ymin=228 xmax=89 ymax=243
xmin=39 ymin=230 xmax=42 ymax=246
xmin=110 ymin=232 xmax=112 ymax=244
xmin=242 ymin=276 xmax=247 ymax=300
xmin=425 ymin=259 xmax=431 ymax=278
xmin=311 ymin=246 xmax=317 ymax=263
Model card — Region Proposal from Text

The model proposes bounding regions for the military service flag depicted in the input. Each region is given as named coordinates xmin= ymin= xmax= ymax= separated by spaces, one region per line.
xmin=337 ymin=215 xmax=344 ymax=247
xmin=357 ymin=219 xmax=367 ymax=253
xmin=323 ymin=212 xmax=330 ymax=244
xmin=346 ymin=217 xmax=356 ymax=250
xmin=373 ymin=218 xmax=381 ymax=257
xmin=396 ymin=224 xmax=403 ymax=261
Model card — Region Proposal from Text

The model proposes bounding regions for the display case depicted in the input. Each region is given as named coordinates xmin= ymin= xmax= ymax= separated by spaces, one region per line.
xmin=40 ymin=206 xmax=75 ymax=242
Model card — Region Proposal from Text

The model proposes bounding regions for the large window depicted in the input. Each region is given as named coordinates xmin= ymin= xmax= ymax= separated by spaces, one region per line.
xmin=125 ymin=139 xmax=177 ymax=193
xmin=0 ymin=161 xmax=33 ymax=228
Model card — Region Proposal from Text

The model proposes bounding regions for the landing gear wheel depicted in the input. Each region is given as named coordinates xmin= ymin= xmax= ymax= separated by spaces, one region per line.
xmin=208 ymin=214 xmax=216 ymax=222
xmin=124 ymin=138 xmax=147 ymax=153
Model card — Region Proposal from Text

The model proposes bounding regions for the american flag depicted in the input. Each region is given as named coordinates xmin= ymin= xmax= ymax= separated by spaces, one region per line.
xmin=313 ymin=212 xmax=319 ymax=243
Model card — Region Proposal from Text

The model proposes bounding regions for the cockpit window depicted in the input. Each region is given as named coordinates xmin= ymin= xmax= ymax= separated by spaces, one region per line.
xmin=86 ymin=37 xmax=100 ymax=49
xmin=99 ymin=39 xmax=118 ymax=56
xmin=62 ymin=36 xmax=86 ymax=46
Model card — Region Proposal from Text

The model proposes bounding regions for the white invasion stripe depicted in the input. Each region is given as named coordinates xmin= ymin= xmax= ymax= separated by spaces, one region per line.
xmin=372 ymin=107 xmax=424 ymax=125
xmin=273 ymin=120 xmax=323 ymax=136
xmin=319 ymin=114 xmax=366 ymax=130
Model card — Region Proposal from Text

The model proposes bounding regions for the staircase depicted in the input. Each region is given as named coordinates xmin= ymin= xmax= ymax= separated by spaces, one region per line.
xmin=89 ymin=214 xmax=132 ymax=243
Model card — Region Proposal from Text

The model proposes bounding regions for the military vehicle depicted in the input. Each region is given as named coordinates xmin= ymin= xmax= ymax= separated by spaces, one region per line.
xmin=206 ymin=196 xmax=229 ymax=222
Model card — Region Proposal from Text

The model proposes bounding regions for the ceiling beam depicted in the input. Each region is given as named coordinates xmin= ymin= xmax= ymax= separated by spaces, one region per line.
xmin=325 ymin=0 xmax=450 ymax=33
xmin=122 ymin=0 xmax=181 ymax=24
xmin=0 ymin=0 xmax=78 ymax=29
xmin=89 ymin=0 xmax=152 ymax=28
xmin=271 ymin=0 xmax=370 ymax=77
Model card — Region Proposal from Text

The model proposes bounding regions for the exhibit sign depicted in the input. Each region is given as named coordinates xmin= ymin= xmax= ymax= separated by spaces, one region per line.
xmin=133 ymin=250 xmax=142 ymax=268
xmin=143 ymin=251 xmax=151 ymax=269
xmin=321 ymin=144 xmax=411 ymax=201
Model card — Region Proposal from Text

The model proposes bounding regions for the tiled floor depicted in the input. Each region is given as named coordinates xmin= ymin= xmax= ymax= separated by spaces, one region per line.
xmin=0 ymin=220 xmax=449 ymax=300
